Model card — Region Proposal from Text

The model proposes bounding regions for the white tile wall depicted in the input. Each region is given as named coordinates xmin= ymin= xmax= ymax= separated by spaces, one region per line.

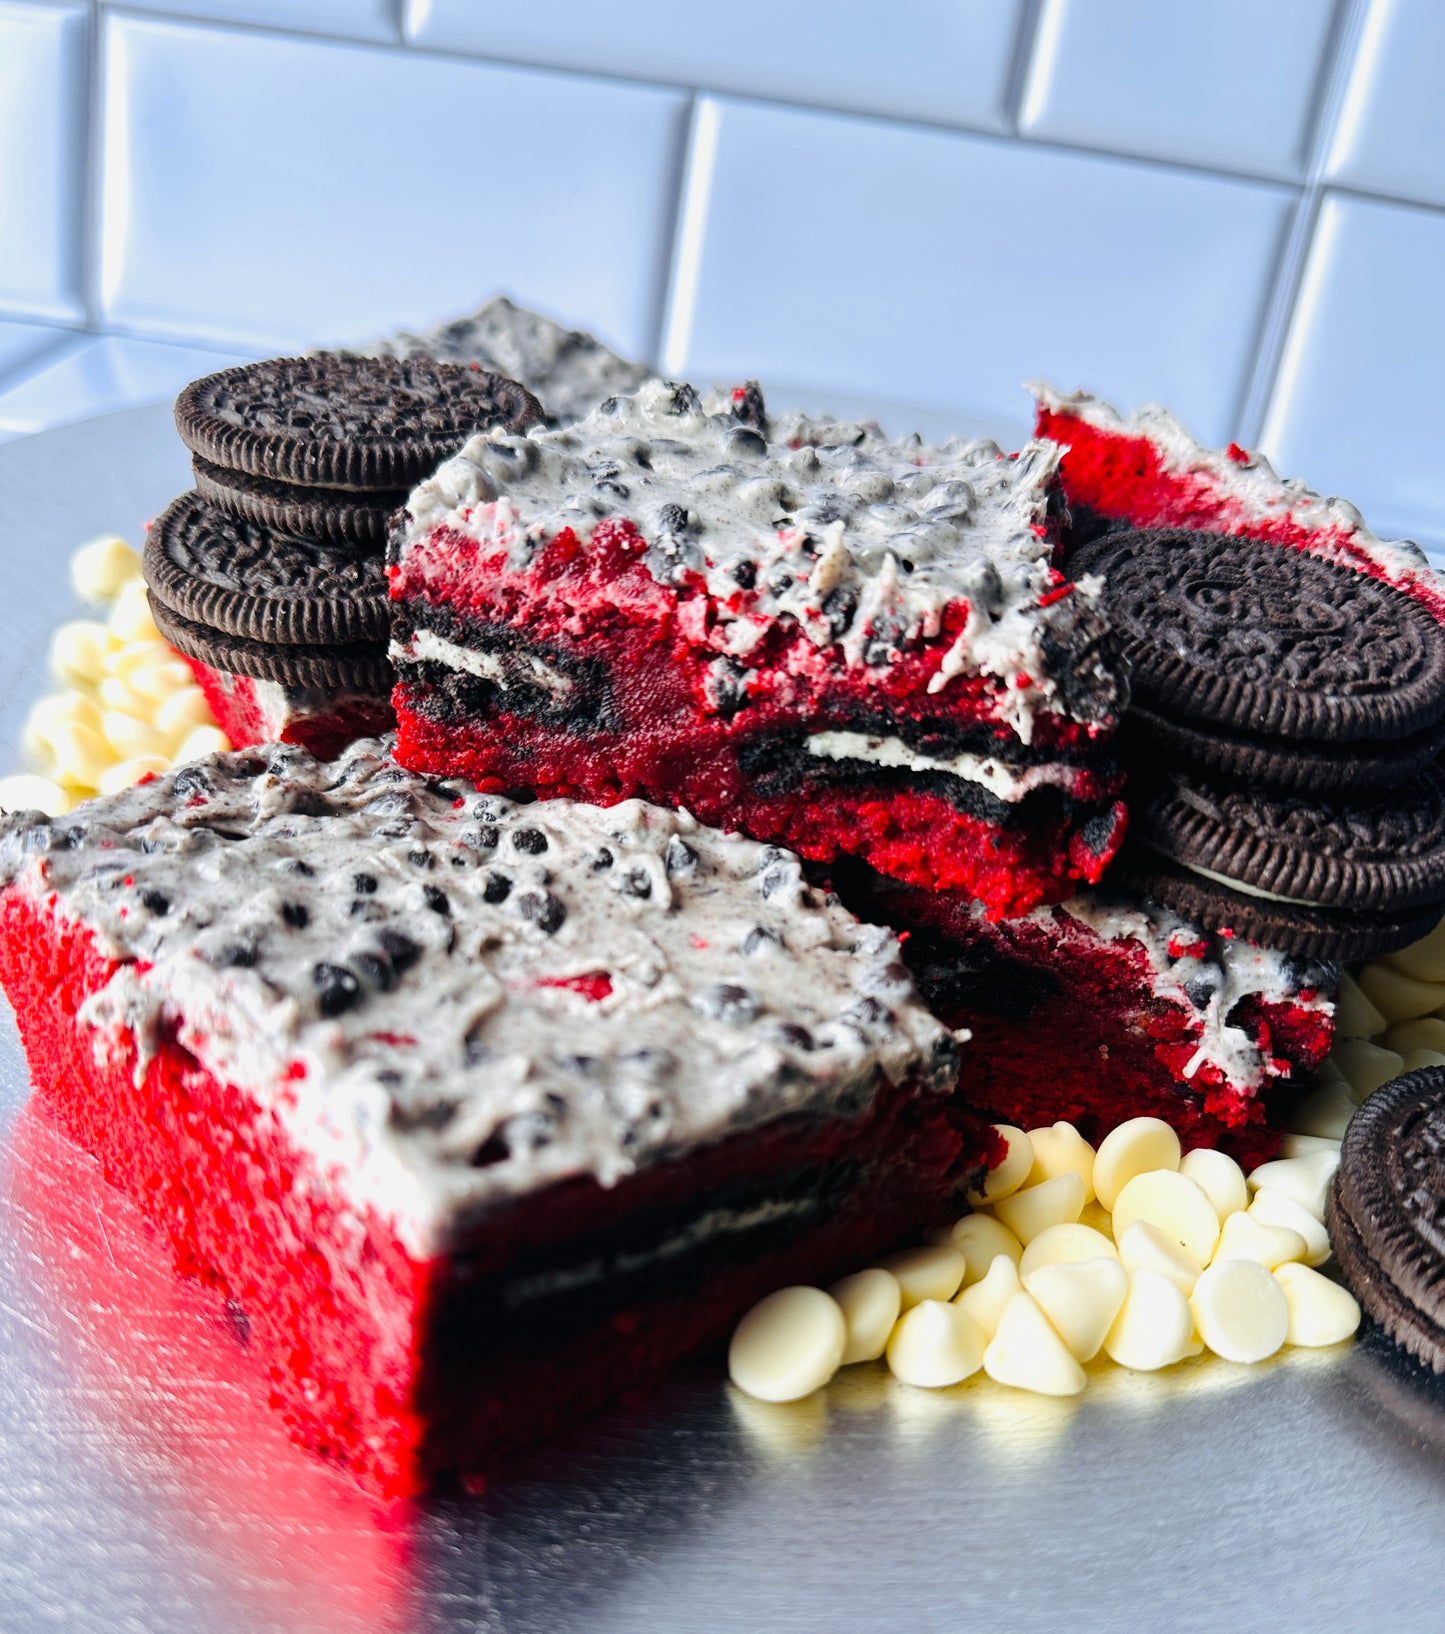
xmin=1019 ymin=0 xmax=1338 ymax=179
xmin=0 ymin=1 xmax=88 ymax=322
xmin=405 ymin=0 xmax=1024 ymax=131
xmin=0 ymin=0 xmax=1442 ymax=550
xmin=1259 ymin=192 xmax=1445 ymax=552
xmin=1323 ymin=0 xmax=1445 ymax=208
xmin=664 ymin=98 xmax=1292 ymax=447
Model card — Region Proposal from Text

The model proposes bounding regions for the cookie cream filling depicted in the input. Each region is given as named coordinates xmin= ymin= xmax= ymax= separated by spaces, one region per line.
xmin=804 ymin=730 xmax=1092 ymax=803
xmin=0 ymin=738 xmax=956 ymax=1257
xmin=1153 ymin=854 xmax=1321 ymax=910
xmin=399 ymin=380 xmax=1126 ymax=742
xmin=1032 ymin=384 xmax=1433 ymax=589
xmin=389 ymin=626 xmax=575 ymax=700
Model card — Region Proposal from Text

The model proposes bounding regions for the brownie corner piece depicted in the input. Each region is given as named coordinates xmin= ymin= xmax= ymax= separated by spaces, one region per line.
xmin=0 ymin=736 xmax=994 ymax=1494
xmin=387 ymin=379 xmax=1130 ymax=919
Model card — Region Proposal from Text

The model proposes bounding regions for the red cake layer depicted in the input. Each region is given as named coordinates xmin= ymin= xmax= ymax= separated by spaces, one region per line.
xmin=0 ymin=885 xmax=998 ymax=1497
xmin=1036 ymin=404 xmax=1445 ymax=625
xmin=395 ymin=702 xmax=1125 ymax=919
xmin=186 ymin=657 xmax=394 ymax=760
xmin=831 ymin=870 xmax=1334 ymax=1168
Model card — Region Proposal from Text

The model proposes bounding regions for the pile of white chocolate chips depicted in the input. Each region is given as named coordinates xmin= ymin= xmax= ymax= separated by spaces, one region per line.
xmin=0 ymin=534 xmax=230 ymax=816
xmin=730 ymin=917 xmax=1445 ymax=1406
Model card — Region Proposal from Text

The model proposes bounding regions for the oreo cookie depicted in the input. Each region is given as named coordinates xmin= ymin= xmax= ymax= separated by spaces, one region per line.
xmin=149 ymin=597 xmax=392 ymax=694
xmin=176 ymin=354 xmax=544 ymax=494
xmin=1328 ymin=1069 xmax=1445 ymax=1372
xmin=144 ymin=492 xmax=388 ymax=647
xmin=1119 ymin=765 xmax=1445 ymax=959
xmin=192 ymin=454 xmax=407 ymax=552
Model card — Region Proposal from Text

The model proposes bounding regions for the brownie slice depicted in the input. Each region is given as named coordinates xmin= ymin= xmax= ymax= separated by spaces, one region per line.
xmin=389 ymin=380 xmax=1129 ymax=921
xmin=828 ymin=860 xmax=1337 ymax=1169
xmin=0 ymin=738 xmax=994 ymax=1497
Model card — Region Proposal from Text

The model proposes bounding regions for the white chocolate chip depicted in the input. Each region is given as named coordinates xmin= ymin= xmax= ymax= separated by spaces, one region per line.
xmin=1357 ymin=961 xmax=1445 ymax=1026
xmin=1288 ymin=1073 xmax=1357 ymax=1140
xmin=154 ymin=686 xmax=217 ymax=738
xmin=1333 ymin=1038 xmax=1405 ymax=1103
xmin=1023 ymin=1257 xmax=1128 ymax=1362
xmin=947 ymin=1213 xmax=1024 ymax=1284
xmin=1079 ymin=1199 xmax=1113 ymax=1236
xmin=132 ymin=662 xmax=199 ymax=706
xmin=1190 ymin=1259 xmax=1288 ymax=1363
xmin=886 ymin=1299 xmax=987 ymax=1388
xmin=101 ymin=710 xmax=170 ymax=761
xmin=1212 ymin=1211 xmax=1308 ymax=1270
xmin=1247 ymin=1150 xmax=1339 ymax=1221
xmin=97 ymin=755 xmax=170 ymax=796
xmin=991 ymin=1171 xmax=1086 ymax=1246
xmin=50 ymin=621 xmax=117 ymax=687
xmin=1179 ymin=1147 xmax=1249 ymax=1220
xmin=1384 ymin=915 xmax=1445 ymax=984
xmin=983 ymin=1290 xmax=1087 ymax=1395
xmin=107 ymin=637 xmax=175 ymax=678
xmin=877 ymin=1245 xmax=966 ymax=1310
xmin=1115 ymin=1219 xmax=1204 ymax=1295
xmin=1278 ymin=1133 xmax=1342 ymax=1159
xmin=1246 ymin=1192 xmax=1330 ymax=1268
xmin=1093 ymin=1117 xmax=1181 ymax=1211
xmin=176 ymin=725 xmax=232 ymax=761
xmin=71 ymin=534 xmax=143 ymax=602
xmin=829 ymin=1268 xmax=902 ymax=1365
xmin=0 ymin=774 xmax=72 ymax=816
xmin=1333 ymin=969 xmax=1388 ymax=1040
xmin=954 ymin=1253 xmax=1021 ymax=1340
xmin=728 ymin=1286 xmax=847 ymax=1403
xmin=1018 ymin=1221 xmax=1118 ymax=1278
xmin=1104 ymin=1270 xmax=1202 ymax=1370
xmin=1400 ymin=1048 xmax=1445 ymax=1073
xmin=109 ymin=581 xmax=162 ymax=644
xmin=1024 ymin=1120 xmax=1096 ymax=1202
xmin=98 ymin=676 xmax=149 ymax=717
xmin=49 ymin=721 xmax=118 ymax=788
xmin=965 ymin=1124 xmax=1033 ymax=1205
xmin=1111 ymin=1169 xmax=1221 ymax=1266
xmin=1274 ymin=1262 xmax=1361 ymax=1347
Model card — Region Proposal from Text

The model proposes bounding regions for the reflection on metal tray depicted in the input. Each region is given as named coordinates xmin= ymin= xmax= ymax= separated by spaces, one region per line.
xmin=1 ymin=405 xmax=1444 ymax=1634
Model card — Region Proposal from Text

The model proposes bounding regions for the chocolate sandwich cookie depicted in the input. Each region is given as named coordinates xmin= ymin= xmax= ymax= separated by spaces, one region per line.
xmin=191 ymin=454 xmax=407 ymax=552
xmin=176 ymin=354 xmax=544 ymax=493
xmin=1122 ymin=705 xmax=1445 ymax=800
xmin=148 ymin=597 xmax=391 ymax=693
xmin=1120 ymin=766 xmax=1445 ymax=960
xmin=1328 ymin=1068 xmax=1445 ymax=1372
xmin=144 ymin=491 xmax=389 ymax=647
xmin=1069 ymin=527 xmax=1445 ymax=751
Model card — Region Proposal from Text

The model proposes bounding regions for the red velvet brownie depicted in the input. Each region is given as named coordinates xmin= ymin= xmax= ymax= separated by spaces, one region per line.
xmin=181 ymin=656 xmax=393 ymax=760
xmin=0 ymin=737 xmax=994 ymax=1497
xmin=390 ymin=381 xmax=1129 ymax=920
xmin=1033 ymin=385 xmax=1445 ymax=622
xmin=830 ymin=861 xmax=1334 ymax=1168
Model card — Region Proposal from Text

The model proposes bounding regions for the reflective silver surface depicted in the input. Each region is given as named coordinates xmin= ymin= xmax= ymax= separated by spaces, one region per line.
xmin=2 ymin=407 xmax=1445 ymax=1633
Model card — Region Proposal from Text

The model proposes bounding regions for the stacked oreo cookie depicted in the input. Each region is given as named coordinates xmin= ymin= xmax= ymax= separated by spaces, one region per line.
xmin=145 ymin=355 xmax=543 ymax=713
xmin=1069 ymin=527 xmax=1445 ymax=960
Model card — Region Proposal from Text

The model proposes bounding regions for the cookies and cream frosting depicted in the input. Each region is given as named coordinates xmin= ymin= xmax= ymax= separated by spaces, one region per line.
xmin=0 ymin=739 xmax=957 ymax=1254
xmin=397 ymin=379 xmax=1126 ymax=741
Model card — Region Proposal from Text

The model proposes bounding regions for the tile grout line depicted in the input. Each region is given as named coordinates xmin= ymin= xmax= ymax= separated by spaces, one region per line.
xmin=656 ymin=97 xmax=717 ymax=379
xmin=1000 ymin=0 xmax=1047 ymax=136
xmin=643 ymin=90 xmax=700 ymax=372
xmin=77 ymin=0 xmax=105 ymax=334
xmin=1234 ymin=0 xmax=1371 ymax=448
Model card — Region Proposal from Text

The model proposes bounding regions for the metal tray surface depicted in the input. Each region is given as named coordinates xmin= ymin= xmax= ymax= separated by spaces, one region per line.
xmin=1 ymin=406 xmax=1444 ymax=1634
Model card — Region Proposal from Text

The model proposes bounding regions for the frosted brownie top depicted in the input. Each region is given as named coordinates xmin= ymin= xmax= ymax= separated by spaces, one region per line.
xmin=397 ymin=379 xmax=1126 ymax=741
xmin=349 ymin=296 xmax=650 ymax=425
xmin=0 ymin=739 xmax=957 ymax=1252
xmin=1033 ymin=384 xmax=1434 ymax=591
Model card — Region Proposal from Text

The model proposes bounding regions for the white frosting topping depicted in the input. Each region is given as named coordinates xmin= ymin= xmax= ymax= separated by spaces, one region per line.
xmin=397 ymin=380 xmax=1125 ymax=743
xmin=1032 ymin=384 xmax=1434 ymax=587
xmin=350 ymin=296 xmax=649 ymax=425
xmin=0 ymin=739 xmax=956 ymax=1256
xmin=803 ymin=730 xmax=1096 ymax=804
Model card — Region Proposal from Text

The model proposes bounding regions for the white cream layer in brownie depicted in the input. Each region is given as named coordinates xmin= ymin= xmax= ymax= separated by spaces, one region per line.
xmin=0 ymin=739 xmax=957 ymax=1255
